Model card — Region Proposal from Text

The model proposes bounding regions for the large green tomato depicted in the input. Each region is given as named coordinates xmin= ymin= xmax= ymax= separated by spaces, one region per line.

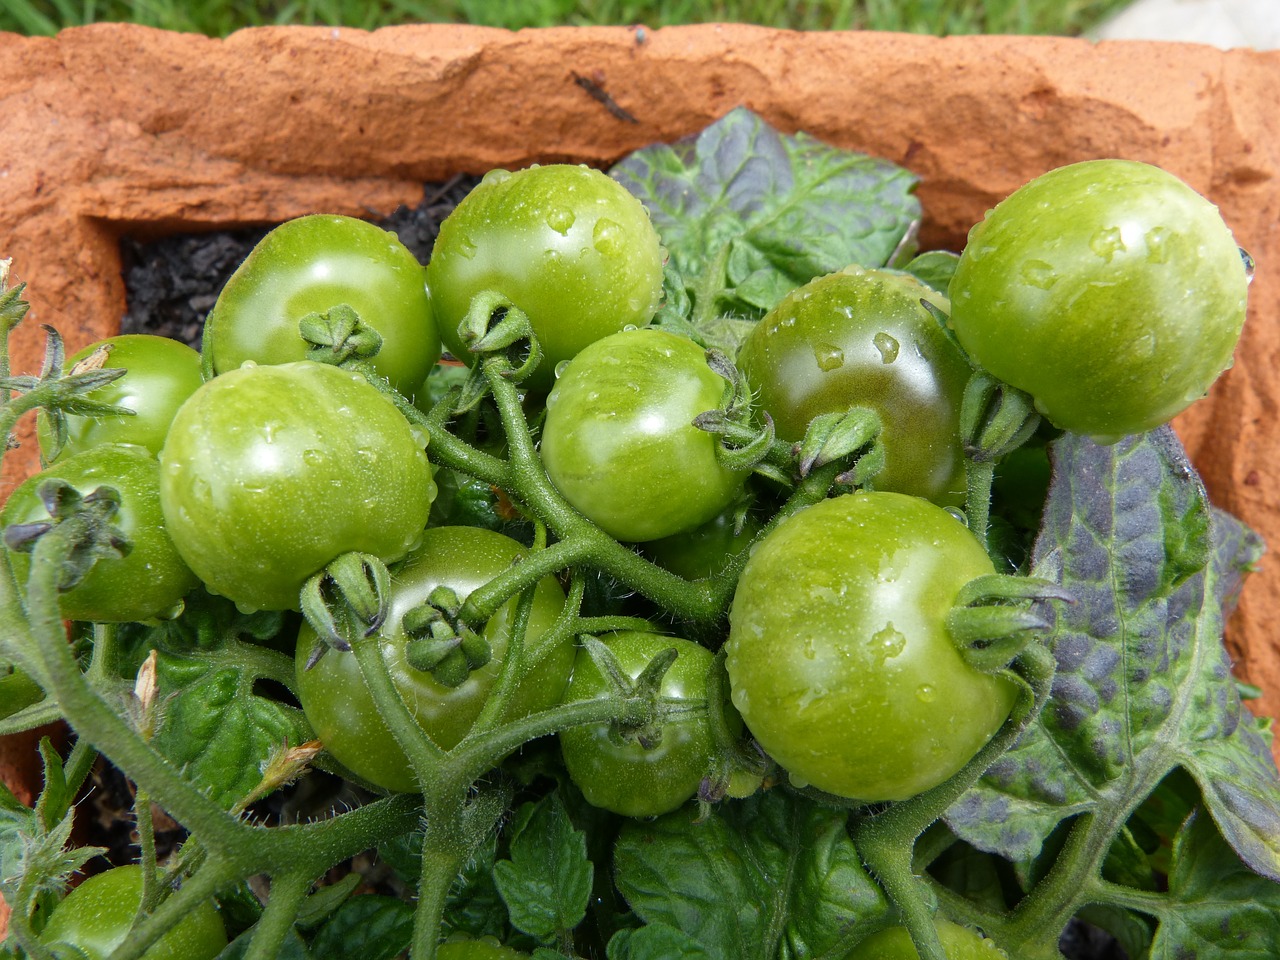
xmin=559 ymin=630 xmax=736 ymax=818
xmin=436 ymin=939 xmax=529 ymax=959
xmin=36 ymin=335 xmax=203 ymax=463
xmin=41 ymin=865 xmax=226 ymax=960
xmin=541 ymin=328 xmax=746 ymax=543
xmin=203 ymin=214 xmax=440 ymax=402
xmin=726 ymin=492 xmax=1018 ymax=802
xmin=845 ymin=920 xmax=1007 ymax=959
xmin=296 ymin=526 xmax=570 ymax=793
xmin=737 ymin=265 xmax=971 ymax=506
xmin=948 ymin=159 xmax=1248 ymax=440
xmin=2 ymin=444 xmax=198 ymax=622
xmin=427 ymin=164 xmax=664 ymax=392
xmin=159 ymin=361 xmax=434 ymax=612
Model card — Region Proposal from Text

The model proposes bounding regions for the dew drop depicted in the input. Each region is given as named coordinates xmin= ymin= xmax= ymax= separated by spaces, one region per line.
xmin=1241 ymin=247 xmax=1256 ymax=285
xmin=814 ymin=343 xmax=845 ymax=371
xmin=1089 ymin=226 xmax=1126 ymax=262
xmin=456 ymin=236 xmax=477 ymax=260
xmin=802 ymin=637 xmax=817 ymax=660
xmin=1019 ymin=258 xmax=1058 ymax=289
xmin=546 ymin=207 xmax=576 ymax=235
xmin=916 ymin=684 xmax=937 ymax=703
xmin=870 ymin=623 xmax=906 ymax=659
xmin=945 ymin=506 xmax=968 ymax=526
xmin=1144 ymin=226 xmax=1171 ymax=264
xmin=872 ymin=332 xmax=900 ymax=364
xmin=553 ymin=360 xmax=571 ymax=380
xmin=480 ymin=168 xmax=512 ymax=186
xmin=593 ymin=218 xmax=624 ymax=256
xmin=302 ymin=449 xmax=325 ymax=467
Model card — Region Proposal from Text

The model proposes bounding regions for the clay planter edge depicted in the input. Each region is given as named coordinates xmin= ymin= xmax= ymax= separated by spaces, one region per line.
xmin=2 ymin=20 xmax=1279 ymax=935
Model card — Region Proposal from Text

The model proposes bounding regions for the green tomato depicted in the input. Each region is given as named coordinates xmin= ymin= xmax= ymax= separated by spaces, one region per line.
xmin=541 ymin=328 xmax=746 ymax=543
xmin=948 ymin=159 xmax=1248 ymax=440
xmin=41 ymin=865 xmax=226 ymax=960
xmin=559 ymin=630 xmax=737 ymax=818
xmin=845 ymin=920 xmax=1007 ymax=959
xmin=36 ymin=335 xmax=203 ymax=463
xmin=427 ymin=164 xmax=664 ymax=392
xmin=726 ymin=492 xmax=1018 ymax=802
xmin=204 ymin=214 xmax=440 ymax=402
xmin=2 ymin=444 xmax=198 ymax=622
xmin=737 ymin=265 xmax=971 ymax=506
xmin=436 ymin=939 xmax=529 ymax=959
xmin=642 ymin=501 xmax=763 ymax=582
xmin=159 ymin=361 xmax=435 ymax=612
xmin=296 ymin=526 xmax=570 ymax=793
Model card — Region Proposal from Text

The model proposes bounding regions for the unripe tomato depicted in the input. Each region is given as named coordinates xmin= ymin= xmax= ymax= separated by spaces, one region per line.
xmin=204 ymin=214 xmax=440 ymax=403
xmin=948 ymin=159 xmax=1248 ymax=440
xmin=2 ymin=444 xmax=198 ymax=622
xmin=159 ymin=361 xmax=434 ymax=612
xmin=36 ymin=335 xmax=203 ymax=463
xmin=41 ymin=865 xmax=226 ymax=960
xmin=845 ymin=919 xmax=1008 ymax=959
xmin=427 ymin=164 xmax=664 ymax=392
xmin=737 ymin=265 xmax=971 ymax=506
xmin=727 ymin=492 xmax=1018 ymax=802
xmin=296 ymin=526 xmax=570 ymax=793
xmin=541 ymin=328 xmax=745 ymax=543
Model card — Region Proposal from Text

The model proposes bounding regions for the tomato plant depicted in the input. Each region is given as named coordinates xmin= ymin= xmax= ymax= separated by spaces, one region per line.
xmin=296 ymin=526 xmax=570 ymax=793
xmin=436 ymin=938 xmax=529 ymax=959
xmin=948 ymin=159 xmax=1249 ymax=440
xmin=558 ymin=630 xmax=734 ymax=817
xmin=726 ymin=492 xmax=1018 ymax=801
xmin=158 ymin=360 xmax=435 ymax=612
xmin=40 ymin=865 xmax=226 ymax=960
xmin=426 ymin=164 xmax=664 ymax=392
xmin=736 ymin=265 xmax=972 ymax=506
xmin=203 ymin=214 xmax=440 ymax=402
xmin=2 ymin=443 xmax=198 ymax=622
xmin=540 ymin=328 xmax=746 ymax=543
xmin=36 ymin=334 xmax=203 ymax=463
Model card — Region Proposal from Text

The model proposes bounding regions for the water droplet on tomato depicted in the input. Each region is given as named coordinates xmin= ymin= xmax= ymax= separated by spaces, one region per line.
xmin=872 ymin=332 xmax=899 ymax=364
xmin=1241 ymin=247 xmax=1256 ymax=284
xmin=1019 ymin=259 xmax=1057 ymax=290
xmin=456 ymin=237 xmax=477 ymax=260
xmin=554 ymin=360 xmax=570 ymax=379
xmin=1089 ymin=226 xmax=1126 ymax=262
xmin=302 ymin=449 xmax=324 ymax=467
xmin=1144 ymin=226 xmax=1171 ymax=264
xmin=916 ymin=684 xmax=936 ymax=703
xmin=870 ymin=623 xmax=905 ymax=659
xmin=802 ymin=637 xmax=817 ymax=659
xmin=547 ymin=207 xmax=576 ymax=235
xmin=593 ymin=218 xmax=624 ymax=256
xmin=480 ymin=168 xmax=512 ymax=186
xmin=814 ymin=343 xmax=844 ymax=371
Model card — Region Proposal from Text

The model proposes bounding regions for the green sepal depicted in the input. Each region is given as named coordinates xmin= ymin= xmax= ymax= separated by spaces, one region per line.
xmin=299 ymin=303 xmax=385 ymax=367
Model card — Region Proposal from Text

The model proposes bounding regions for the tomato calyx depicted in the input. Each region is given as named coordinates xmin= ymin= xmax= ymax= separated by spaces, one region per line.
xmin=794 ymin=406 xmax=885 ymax=487
xmin=300 ymin=551 xmax=392 ymax=660
xmin=2 ymin=478 xmax=131 ymax=593
xmin=402 ymin=585 xmax=494 ymax=688
xmin=691 ymin=349 xmax=788 ymax=476
xmin=298 ymin=303 xmax=385 ymax=369
xmin=960 ymin=373 xmax=1041 ymax=465
xmin=580 ymin=635 xmax=680 ymax=748
xmin=456 ymin=291 xmax=543 ymax=385
xmin=947 ymin=573 xmax=1073 ymax=675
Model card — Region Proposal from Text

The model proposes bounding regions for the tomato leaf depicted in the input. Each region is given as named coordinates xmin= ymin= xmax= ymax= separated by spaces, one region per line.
xmin=945 ymin=427 xmax=1280 ymax=882
xmin=611 ymin=106 xmax=920 ymax=353
xmin=607 ymin=923 xmax=712 ymax=959
xmin=493 ymin=792 xmax=593 ymax=941
xmin=152 ymin=644 xmax=311 ymax=810
xmin=1147 ymin=809 xmax=1280 ymax=957
xmin=613 ymin=790 xmax=887 ymax=959
xmin=215 ymin=926 xmax=311 ymax=960
xmin=308 ymin=895 xmax=414 ymax=960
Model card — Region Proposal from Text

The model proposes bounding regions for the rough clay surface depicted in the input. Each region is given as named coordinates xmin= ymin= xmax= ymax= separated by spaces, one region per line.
xmin=1 ymin=20 xmax=1279 ymax=861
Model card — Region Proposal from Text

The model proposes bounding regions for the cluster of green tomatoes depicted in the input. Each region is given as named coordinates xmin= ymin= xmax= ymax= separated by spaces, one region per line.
xmin=2 ymin=154 xmax=1249 ymax=960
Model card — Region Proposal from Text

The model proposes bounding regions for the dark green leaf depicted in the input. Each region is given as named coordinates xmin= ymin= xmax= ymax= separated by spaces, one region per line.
xmin=152 ymin=647 xmax=311 ymax=809
xmin=1149 ymin=810 xmax=1280 ymax=957
xmin=308 ymin=895 xmax=414 ymax=960
xmin=946 ymin=428 xmax=1280 ymax=882
xmin=295 ymin=873 xmax=361 ymax=930
xmin=901 ymin=250 xmax=961 ymax=295
xmin=613 ymin=790 xmax=887 ymax=960
xmin=612 ymin=107 xmax=920 ymax=353
xmin=493 ymin=793 xmax=593 ymax=940
xmin=607 ymin=923 xmax=711 ymax=960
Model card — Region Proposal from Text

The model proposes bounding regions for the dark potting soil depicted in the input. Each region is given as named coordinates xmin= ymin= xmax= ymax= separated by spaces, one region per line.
xmin=110 ymin=172 xmax=1129 ymax=960
xmin=118 ymin=174 xmax=479 ymax=348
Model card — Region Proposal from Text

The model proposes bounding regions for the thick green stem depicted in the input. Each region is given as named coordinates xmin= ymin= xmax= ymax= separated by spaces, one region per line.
xmin=350 ymin=631 xmax=445 ymax=787
xmin=965 ymin=458 xmax=996 ymax=558
xmin=245 ymin=871 xmax=314 ymax=960
xmin=408 ymin=784 xmax=470 ymax=960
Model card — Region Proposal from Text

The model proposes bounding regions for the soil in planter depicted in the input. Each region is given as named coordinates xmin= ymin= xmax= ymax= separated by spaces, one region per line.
xmin=110 ymin=172 xmax=1128 ymax=960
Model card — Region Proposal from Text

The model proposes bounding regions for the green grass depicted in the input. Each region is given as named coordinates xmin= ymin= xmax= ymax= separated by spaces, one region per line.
xmin=1 ymin=0 xmax=1132 ymax=39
